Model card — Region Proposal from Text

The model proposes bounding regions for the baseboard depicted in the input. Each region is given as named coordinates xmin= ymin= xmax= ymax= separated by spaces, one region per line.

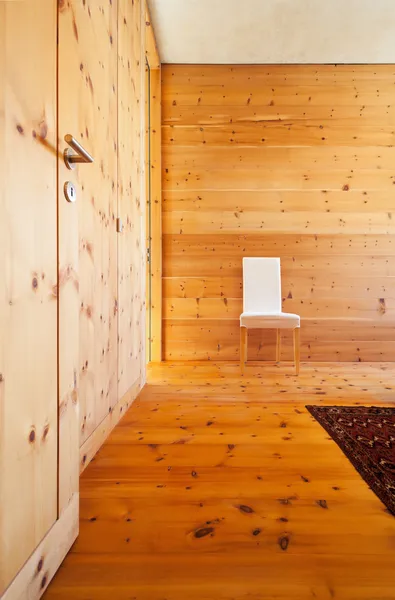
xmin=1 ymin=494 xmax=79 ymax=600
xmin=80 ymin=376 xmax=143 ymax=473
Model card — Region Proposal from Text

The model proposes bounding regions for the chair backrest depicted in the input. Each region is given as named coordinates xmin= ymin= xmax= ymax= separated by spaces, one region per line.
xmin=243 ymin=257 xmax=282 ymax=313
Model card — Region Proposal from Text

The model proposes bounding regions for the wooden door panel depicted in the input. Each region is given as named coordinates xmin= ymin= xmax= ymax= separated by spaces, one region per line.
xmin=0 ymin=0 xmax=58 ymax=593
xmin=58 ymin=0 xmax=118 ymax=446
xmin=118 ymin=0 xmax=146 ymax=398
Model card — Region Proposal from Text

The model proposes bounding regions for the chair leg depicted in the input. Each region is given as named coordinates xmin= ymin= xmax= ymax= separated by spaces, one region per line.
xmin=293 ymin=327 xmax=300 ymax=375
xmin=276 ymin=329 xmax=281 ymax=363
xmin=240 ymin=326 xmax=247 ymax=374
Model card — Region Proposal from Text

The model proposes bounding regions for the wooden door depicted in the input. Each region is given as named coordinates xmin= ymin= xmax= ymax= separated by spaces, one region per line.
xmin=58 ymin=0 xmax=119 ymax=447
xmin=0 ymin=0 xmax=58 ymax=593
xmin=118 ymin=0 xmax=146 ymax=398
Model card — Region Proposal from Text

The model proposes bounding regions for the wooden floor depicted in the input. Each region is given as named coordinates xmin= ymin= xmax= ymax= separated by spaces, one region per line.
xmin=44 ymin=362 xmax=395 ymax=600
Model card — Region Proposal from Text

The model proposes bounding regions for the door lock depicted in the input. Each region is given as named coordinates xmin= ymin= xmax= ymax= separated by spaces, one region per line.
xmin=64 ymin=181 xmax=77 ymax=203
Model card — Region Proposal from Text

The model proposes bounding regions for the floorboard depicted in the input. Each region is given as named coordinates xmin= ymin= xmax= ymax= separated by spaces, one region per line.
xmin=44 ymin=362 xmax=395 ymax=599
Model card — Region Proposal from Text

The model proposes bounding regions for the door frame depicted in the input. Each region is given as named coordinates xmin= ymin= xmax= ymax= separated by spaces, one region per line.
xmin=145 ymin=8 xmax=162 ymax=363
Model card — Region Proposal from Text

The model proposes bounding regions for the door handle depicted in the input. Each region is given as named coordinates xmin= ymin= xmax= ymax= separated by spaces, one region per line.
xmin=64 ymin=134 xmax=94 ymax=170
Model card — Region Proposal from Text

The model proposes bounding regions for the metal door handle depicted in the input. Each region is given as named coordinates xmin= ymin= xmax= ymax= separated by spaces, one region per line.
xmin=64 ymin=134 xmax=94 ymax=169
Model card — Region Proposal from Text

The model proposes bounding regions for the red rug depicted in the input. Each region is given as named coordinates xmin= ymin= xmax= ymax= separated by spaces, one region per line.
xmin=306 ymin=405 xmax=395 ymax=515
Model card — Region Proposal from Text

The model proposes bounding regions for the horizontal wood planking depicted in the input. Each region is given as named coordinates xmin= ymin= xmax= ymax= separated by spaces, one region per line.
xmin=164 ymin=212 xmax=394 ymax=234
xmin=163 ymin=105 xmax=395 ymax=126
xmin=163 ymin=323 xmax=395 ymax=362
xmin=164 ymin=320 xmax=395 ymax=343
xmin=162 ymin=126 xmax=395 ymax=147
xmin=163 ymin=170 xmax=395 ymax=192
xmin=162 ymin=125 xmax=395 ymax=147
xmin=163 ymin=234 xmax=395 ymax=257
xmin=162 ymin=65 xmax=395 ymax=361
xmin=164 ymin=254 xmax=395 ymax=278
xmin=162 ymin=64 xmax=395 ymax=87
xmin=163 ymin=146 xmax=395 ymax=171
xmin=163 ymin=190 xmax=395 ymax=213
xmin=163 ymin=276 xmax=394 ymax=300
xmin=163 ymin=88 xmax=395 ymax=108
xmin=163 ymin=297 xmax=395 ymax=320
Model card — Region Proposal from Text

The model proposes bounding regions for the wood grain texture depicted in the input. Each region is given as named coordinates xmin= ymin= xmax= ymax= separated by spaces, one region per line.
xmin=2 ymin=495 xmax=78 ymax=600
xmin=44 ymin=362 xmax=395 ymax=600
xmin=0 ymin=1 xmax=58 ymax=592
xmin=162 ymin=65 xmax=395 ymax=361
xmin=62 ymin=0 xmax=119 ymax=446
xmin=147 ymin=66 xmax=162 ymax=362
xmin=144 ymin=9 xmax=162 ymax=363
xmin=80 ymin=376 xmax=142 ymax=473
xmin=145 ymin=4 xmax=160 ymax=69
xmin=58 ymin=0 xmax=81 ymax=517
xmin=118 ymin=0 xmax=147 ymax=397
xmin=59 ymin=0 xmax=148 ymax=472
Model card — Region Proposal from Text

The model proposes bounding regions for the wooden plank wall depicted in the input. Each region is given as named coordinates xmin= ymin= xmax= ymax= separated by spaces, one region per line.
xmin=162 ymin=65 xmax=395 ymax=362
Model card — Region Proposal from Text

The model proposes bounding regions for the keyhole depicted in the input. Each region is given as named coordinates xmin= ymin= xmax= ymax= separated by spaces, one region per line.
xmin=64 ymin=181 xmax=77 ymax=203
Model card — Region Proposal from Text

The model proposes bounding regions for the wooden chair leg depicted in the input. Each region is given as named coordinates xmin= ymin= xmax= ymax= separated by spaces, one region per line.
xmin=293 ymin=327 xmax=300 ymax=375
xmin=240 ymin=327 xmax=247 ymax=374
xmin=276 ymin=329 xmax=281 ymax=363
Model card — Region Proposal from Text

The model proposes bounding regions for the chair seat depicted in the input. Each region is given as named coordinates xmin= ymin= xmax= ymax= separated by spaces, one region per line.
xmin=240 ymin=311 xmax=300 ymax=329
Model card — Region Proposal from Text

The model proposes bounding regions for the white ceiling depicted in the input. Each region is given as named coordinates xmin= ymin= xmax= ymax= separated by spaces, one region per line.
xmin=147 ymin=0 xmax=395 ymax=64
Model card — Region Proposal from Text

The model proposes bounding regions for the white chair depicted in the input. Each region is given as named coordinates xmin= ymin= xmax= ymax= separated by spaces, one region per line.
xmin=240 ymin=257 xmax=301 ymax=374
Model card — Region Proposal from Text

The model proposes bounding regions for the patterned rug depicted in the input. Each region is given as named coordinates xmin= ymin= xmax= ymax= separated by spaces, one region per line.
xmin=306 ymin=405 xmax=395 ymax=515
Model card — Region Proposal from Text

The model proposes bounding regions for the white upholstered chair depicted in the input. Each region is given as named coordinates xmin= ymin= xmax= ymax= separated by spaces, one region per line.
xmin=240 ymin=257 xmax=301 ymax=374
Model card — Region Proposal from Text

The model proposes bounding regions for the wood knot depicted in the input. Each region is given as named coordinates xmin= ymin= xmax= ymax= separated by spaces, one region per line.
xmin=278 ymin=535 xmax=289 ymax=551
xmin=29 ymin=429 xmax=36 ymax=443
xmin=237 ymin=504 xmax=254 ymax=514
xmin=39 ymin=119 xmax=48 ymax=140
xmin=37 ymin=557 xmax=44 ymax=573
xmin=72 ymin=17 xmax=79 ymax=41
xmin=42 ymin=424 xmax=50 ymax=441
xmin=194 ymin=527 xmax=214 ymax=539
